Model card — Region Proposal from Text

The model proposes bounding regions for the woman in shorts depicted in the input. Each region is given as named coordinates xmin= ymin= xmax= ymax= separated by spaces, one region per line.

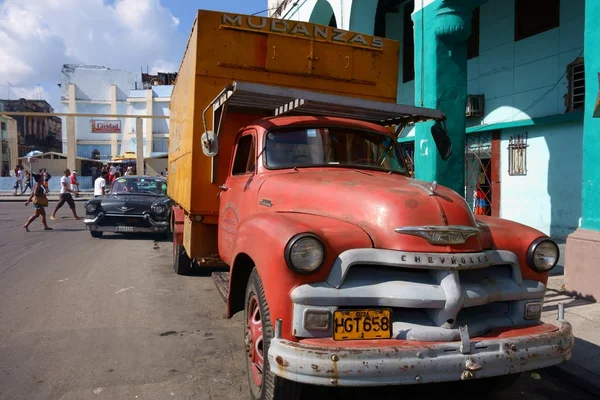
xmin=23 ymin=173 xmax=52 ymax=232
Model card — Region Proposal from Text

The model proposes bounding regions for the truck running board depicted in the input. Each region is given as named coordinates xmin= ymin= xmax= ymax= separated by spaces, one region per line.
xmin=211 ymin=271 xmax=230 ymax=302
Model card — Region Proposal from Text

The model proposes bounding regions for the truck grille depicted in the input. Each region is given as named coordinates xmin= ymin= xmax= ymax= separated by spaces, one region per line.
xmin=290 ymin=249 xmax=546 ymax=341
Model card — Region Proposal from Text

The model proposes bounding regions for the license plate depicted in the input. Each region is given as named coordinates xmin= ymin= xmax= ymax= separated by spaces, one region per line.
xmin=333 ymin=309 xmax=392 ymax=341
xmin=115 ymin=226 xmax=134 ymax=232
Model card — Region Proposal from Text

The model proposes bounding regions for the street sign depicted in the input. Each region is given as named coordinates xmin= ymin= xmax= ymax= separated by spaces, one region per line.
xmin=91 ymin=120 xmax=122 ymax=134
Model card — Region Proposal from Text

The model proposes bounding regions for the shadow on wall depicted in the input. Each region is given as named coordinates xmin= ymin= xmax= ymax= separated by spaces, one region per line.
xmin=546 ymin=121 xmax=583 ymax=240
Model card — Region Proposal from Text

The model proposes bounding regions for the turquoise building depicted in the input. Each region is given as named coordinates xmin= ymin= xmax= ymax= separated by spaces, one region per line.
xmin=269 ymin=0 xmax=598 ymax=300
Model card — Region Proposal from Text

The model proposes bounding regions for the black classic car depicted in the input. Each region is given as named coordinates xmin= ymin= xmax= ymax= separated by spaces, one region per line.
xmin=84 ymin=176 xmax=172 ymax=238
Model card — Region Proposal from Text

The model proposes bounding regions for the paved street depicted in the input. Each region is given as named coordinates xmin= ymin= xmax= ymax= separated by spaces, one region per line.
xmin=0 ymin=202 xmax=597 ymax=400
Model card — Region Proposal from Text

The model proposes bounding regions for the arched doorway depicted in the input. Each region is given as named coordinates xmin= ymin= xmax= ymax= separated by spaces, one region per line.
xmin=309 ymin=0 xmax=337 ymax=27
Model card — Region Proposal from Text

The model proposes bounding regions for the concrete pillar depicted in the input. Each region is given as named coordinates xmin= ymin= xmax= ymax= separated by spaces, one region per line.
xmin=135 ymin=118 xmax=144 ymax=175
xmin=110 ymin=85 xmax=119 ymax=157
xmin=145 ymin=89 xmax=154 ymax=157
xmin=66 ymin=116 xmax=76 ymax=172
xmin=68 ymin=84 xmax=77 ymax=157
xmin=565 ymin=0 xmax=600 ymax=302
xmin=7 ymin=118 xmax=18 ymax=169
xmin=412 ymin=0 xmax=482 ymax=194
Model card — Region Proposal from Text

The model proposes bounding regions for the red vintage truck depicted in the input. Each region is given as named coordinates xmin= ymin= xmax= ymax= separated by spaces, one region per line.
xmin=167 ymin=10 xmax=573 ymax=400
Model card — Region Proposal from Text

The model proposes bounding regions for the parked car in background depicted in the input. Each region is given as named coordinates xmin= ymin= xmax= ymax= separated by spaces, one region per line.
xmin=83 ymin=176 xmax=171 ymax=238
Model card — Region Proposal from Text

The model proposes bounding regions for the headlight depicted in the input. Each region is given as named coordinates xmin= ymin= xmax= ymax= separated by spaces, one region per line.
xmin=153 ymin=204 xmax=166 ymax=214
xmin=527 ymin=238 xmax=559 ymax=272
xmin=285 ymin=233 xmax=325 ymax=274
xmin=86 ymin=203 xmax=97 ymax=213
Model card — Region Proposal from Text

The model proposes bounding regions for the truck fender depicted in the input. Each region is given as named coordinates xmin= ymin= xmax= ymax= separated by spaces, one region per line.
xmin=226 ymin=212 xmax=373 ymax=341
xmin=171 ymin=205 xmax=186 ymax=249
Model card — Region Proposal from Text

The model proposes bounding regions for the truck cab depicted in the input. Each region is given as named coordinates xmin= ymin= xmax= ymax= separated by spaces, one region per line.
xmin=167 ymin=10 xmax=573 ymax=400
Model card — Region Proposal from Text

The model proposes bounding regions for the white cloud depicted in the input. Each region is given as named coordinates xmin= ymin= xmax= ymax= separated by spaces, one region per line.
xmin=0 ymin=0 xmax=182 ymax=108
xmin=150 ymin=59 xmax=179 ymax=75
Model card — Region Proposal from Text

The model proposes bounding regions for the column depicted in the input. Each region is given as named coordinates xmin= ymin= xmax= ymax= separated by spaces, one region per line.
xmin=68 ymin=84 xmax=77 ymax=158
xmin=145 ymin=89 xmax=154 ymax=157
xmin=66 ymin=116 xmax=76 ymax=172
xmin=564 ymin=0 xmax=600 ymax=301
xmin=7 ymin=118 xmax=18 ymax=170
xmin=110 ymin=85 xmax=119 ymax=157
xmin=135 ymin=118 xmax=144 ymax=175
xmin=412 ymin=0 xmax=483 ymax=194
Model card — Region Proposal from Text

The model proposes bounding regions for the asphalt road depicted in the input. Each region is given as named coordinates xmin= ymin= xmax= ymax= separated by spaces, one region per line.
xmin=0 ymin=202 xmax=597 ymax=400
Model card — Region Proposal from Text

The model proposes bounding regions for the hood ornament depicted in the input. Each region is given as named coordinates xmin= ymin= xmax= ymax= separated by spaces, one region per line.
xmin=118 ymin=206 xmax=134 ymax=212
xmin=429 ymin=181 xmax=438 ymax=193
xmin=395 ymin=225 xmax=479 ymax=245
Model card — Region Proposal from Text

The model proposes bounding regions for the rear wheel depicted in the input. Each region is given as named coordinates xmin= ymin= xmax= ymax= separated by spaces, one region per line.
xmin=90 ymin=230 xmax=103 ymax=238
xmin=173 ymin=242 xmax=191 ymax=275
xmin=245 ymin=269 xmax=302 ymax=400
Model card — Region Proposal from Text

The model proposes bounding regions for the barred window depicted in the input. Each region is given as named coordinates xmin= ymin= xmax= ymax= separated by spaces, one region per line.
xmin=508 ymin=133 xmax=528 ymax=176
xmin=567 ymin=58 xmax=585 ymax=112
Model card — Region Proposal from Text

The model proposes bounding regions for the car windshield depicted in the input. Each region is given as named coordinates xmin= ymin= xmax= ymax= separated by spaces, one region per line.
xmin=111 ymin=177 xmax=167 ymax=196
xmin=264 ymin=127 xmax=407 ymax=175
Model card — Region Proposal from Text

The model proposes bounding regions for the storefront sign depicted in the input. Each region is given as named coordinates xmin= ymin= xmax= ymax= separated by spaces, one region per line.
xmin=91 ymin=120 xmax=121 ymax=134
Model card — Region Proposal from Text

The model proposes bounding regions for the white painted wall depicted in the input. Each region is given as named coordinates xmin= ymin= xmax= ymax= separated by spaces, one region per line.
xmin=499 ymin=120 xmax=583 ymax=239
xmin=61 ymin=65 xmax=140 ymax=101
xmin=467 ymin=0 xmax=584 ymax=126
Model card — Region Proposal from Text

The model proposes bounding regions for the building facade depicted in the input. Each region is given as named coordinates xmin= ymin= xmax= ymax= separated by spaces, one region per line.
xmin=271 ymin=0 xmax=600 ymax=299
xmin=0 ymin=99 xmax=62 ymax=157
xmin=60 ymin=64 xmax=175 ymax=166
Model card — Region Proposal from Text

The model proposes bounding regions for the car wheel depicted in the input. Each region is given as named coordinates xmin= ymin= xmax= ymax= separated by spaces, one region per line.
xmin=173 ymin=242 xmax=191 ymax=275
xmin=90 ymin=231 xmax=103 ymax=238
xmin=245 ymin=269 xmax=302 ymax=400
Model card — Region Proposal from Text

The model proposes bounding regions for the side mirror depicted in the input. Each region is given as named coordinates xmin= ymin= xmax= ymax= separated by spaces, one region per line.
xmin=431 ymin=123 xmax=452 ymax=161
xmin=201 ymin=131 xmax=219 ymax=157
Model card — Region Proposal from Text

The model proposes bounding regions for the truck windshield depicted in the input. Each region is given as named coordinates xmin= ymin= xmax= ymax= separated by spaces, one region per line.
xmin=264 ymin=127 xmax=407 ymax=174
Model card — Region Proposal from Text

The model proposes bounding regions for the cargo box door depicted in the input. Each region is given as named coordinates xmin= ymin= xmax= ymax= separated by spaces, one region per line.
xmin=266 ymin=35 xmax=311 ymax=75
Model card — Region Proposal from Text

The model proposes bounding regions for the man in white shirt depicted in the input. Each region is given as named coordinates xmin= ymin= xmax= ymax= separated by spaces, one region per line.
xmin=94 ymin=171 xmax=108 ymax=197
xmin=49 ymin=169 xmax=80 ymax=220
xmin=13 ymin=166 xmax=24 ymax=195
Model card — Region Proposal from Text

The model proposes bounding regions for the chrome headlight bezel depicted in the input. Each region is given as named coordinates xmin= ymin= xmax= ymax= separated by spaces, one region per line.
xmin=85 ymin=203 xmax=97 ymax=214
xmin=284 ymin=233 xmax=325 ymax=275
xmin=153 ymin=204 xmax=166 ymax=215
xmin=526 ymin=238 xmax=560 ymax=273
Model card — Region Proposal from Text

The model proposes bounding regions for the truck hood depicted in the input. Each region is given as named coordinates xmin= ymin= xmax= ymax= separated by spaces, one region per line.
xmin=258 ymin=169 xmax=483 ymax=252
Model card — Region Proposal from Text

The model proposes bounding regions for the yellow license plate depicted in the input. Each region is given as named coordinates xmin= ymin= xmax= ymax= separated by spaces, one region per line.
xmin=333 ymin=309 xmax=392 ymax=341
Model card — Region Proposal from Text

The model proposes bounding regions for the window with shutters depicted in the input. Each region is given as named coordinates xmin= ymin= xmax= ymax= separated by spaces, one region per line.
xmin=567 ymin=58 xmax=585 ymax=112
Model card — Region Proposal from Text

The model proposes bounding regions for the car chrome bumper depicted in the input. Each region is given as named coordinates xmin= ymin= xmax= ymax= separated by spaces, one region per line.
xmin=267 ymin=322 xmax=573 ymax=386
xmin=86 ymin=225 xmax=168 ymax=233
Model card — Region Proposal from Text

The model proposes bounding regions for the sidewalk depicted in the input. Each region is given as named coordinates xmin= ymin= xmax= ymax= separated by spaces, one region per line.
xmin=542 ymin=241 xmax=600 ymax=396
xmin=0 ymin=191 xmax=93 ymax=202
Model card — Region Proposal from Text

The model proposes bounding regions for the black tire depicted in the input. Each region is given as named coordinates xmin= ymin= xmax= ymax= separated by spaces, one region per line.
xmin=244 ymin=269 xmax=302 ymax=400
xmin=90 ymin=230 xmax=103 ymax=238
xmin=173 ymin=243 xmax=191 ymax=275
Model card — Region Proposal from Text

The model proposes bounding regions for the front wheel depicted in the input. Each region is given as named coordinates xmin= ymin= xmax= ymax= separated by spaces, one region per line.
xmin=172 ymin=242 xmax=191 ymax=275
xmin=244 ymin=269 xmax=302 ymax=400
xmin=90 ymin=230 xmax=103 ymax=238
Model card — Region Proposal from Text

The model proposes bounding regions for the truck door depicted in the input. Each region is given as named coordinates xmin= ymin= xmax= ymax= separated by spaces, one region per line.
xmin=218 ymin=130 xmax=257 ymax=259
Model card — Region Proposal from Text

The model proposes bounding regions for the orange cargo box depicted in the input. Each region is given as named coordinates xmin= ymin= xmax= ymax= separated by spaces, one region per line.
xmin=168 ymin=9 xmax=400 ymax=215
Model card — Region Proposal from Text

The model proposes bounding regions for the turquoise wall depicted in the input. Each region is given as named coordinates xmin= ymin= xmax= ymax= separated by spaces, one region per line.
xmin=581 ymin=0 xmax=600 ymax=231
xmin=467 ymin=0 xmax=584 ymax=127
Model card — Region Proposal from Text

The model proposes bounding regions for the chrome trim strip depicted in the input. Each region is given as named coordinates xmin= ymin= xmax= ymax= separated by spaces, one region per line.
xmin=326 ymin=248 xmax=521 ymax=288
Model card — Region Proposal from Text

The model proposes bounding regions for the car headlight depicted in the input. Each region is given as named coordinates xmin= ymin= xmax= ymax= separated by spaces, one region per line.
xmin=86 ymin=203 xmax=97 ymax=213
xmin=153 ymin=204 xmax=166 ymax=214
xmin=285 ymin=233 xmax=325 ymax=274
xmin=526 ymin=238 xmax=560 ymax=272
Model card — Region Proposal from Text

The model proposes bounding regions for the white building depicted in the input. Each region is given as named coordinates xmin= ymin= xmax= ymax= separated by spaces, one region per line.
xmin=60 ymin=64 xmax=174 ymax=174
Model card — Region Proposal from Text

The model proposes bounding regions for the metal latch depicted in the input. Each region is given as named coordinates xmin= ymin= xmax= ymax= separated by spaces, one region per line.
xmin=459 ymin=325 xmax=470 ymax=355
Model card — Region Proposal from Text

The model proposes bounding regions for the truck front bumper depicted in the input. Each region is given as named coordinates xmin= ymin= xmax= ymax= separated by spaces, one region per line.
xmin=267 ymin=322 xmax=573 ymax=386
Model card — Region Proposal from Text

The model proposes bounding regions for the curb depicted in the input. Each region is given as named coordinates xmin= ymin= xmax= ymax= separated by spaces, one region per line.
xmin=546 ymin=362 xmax=600 ymax=397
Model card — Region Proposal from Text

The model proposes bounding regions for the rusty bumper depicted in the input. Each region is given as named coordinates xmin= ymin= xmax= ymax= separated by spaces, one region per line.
xmin=267 ymin=322 xmax=574 ymax=386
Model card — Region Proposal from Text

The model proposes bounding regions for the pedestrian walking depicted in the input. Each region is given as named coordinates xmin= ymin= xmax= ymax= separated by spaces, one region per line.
xmin=49 ymin=169 xmax=81 ymax=220
xmin=41 ymin=169 xmax=51 ymax=193
xmin=70 ymin=170 xmax=80 ymax=198
xmin=23 ymin=173 xmax=52 ymax=232
xmin=22 ymin=171 xmax=32 ymax=195
xmin=13 ymin=166 xmax=24 ymax=195
xmin=94 ymin=170 xmax=108 ymax=197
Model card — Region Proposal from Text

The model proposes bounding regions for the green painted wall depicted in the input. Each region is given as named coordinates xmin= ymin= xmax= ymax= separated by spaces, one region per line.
xmin=348 ymin=0 xmax=378 ymax=35
xmin=581 ymin=0 xmax=600 ymax=230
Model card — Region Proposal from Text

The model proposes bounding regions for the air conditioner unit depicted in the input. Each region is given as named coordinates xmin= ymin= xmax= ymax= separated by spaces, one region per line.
xmin=466 ymin=94 xmax=485 ymax=118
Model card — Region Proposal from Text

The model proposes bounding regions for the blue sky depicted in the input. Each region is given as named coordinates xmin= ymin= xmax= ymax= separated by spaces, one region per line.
xmin=0 ymin=0 xmax=270 ymax=110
